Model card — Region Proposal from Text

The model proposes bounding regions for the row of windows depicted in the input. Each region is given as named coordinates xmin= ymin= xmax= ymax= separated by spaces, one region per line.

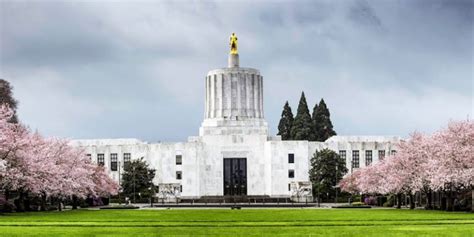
xmin=89 ymin=153 xmax=182 ymax=172
xmin=88 ymin=149 xmax=394 ymax=174
xmin=88 ymin=153 xmax=131 ymax=171
xmin=339 ymin=150 xmax=396 ymax=168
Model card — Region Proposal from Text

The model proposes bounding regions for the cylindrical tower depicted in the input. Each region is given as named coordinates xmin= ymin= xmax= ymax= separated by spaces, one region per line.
xmin=200 ymin=34 xmax=268 ymax=136
xmin=204 ymin=63 xmax=264 ymax=120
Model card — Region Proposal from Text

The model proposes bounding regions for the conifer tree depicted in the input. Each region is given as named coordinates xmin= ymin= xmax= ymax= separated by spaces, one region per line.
xmin=0 ymin=79 xmax=18 ymax=123
xmin=314 ymin=99 xmax=336 ymax=141
xmin=290 ymin=92 xmax=313 ymax=140
xmin=277 ymin=101 xmax=294 ymax=140
xmin=310 ymin=103 xmax=318 ymax=141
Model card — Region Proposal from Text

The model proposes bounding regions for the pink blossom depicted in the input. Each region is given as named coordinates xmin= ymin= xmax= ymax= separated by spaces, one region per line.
xmin=0 ymin=105 xmax=118 ymax=200
xmin=339 ymin=120 xmax=473 ymax=195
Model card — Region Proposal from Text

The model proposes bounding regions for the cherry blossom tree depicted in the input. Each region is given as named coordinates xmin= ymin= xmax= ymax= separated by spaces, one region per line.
xmin=0 ymin=105 xmax=118 ymax=211
xmin=0 ymin=105 xmax=33 ymax=208
xmin=339 ymin=120 xmax=473 ymax=211
xmin=425 ymin=121 xmax=474 ymax=211
xmin=338 ymin=169 xmax=362 ymax=194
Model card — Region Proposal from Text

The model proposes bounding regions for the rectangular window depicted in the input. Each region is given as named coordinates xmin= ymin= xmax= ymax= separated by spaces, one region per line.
xmin=86 ymin=154 xmax=91 ymax=160
xmin=288 ymin=153 xmax=294 ymax=163
xmin=176 ymin=155 xmax=182 ymax=165
xmin=288 ymin=169 xmax=295 ymax=178
xmin=123 ymin=153 xmax=131 ymax=168
xmin=176 ymin=171 xmax=182 ymax=180
xmin=378 ymin=150 xmax=385 ymax=160
xmin=97 ymin=154 xmax=105 ymax=166
xmin=352 ymin=150 xmax=359 ymax=168
xmin=288 ymin=183 xmax=291 ymax=191
xmin=110 ymin=153 xmax=118 ymax=171
xmin=365 ymin=150 xmax=372 ymax=166
xmin=391 ymin=150 xmax=397 ymax=156
xmin=339 ymin=150 xmax=346 ymax=163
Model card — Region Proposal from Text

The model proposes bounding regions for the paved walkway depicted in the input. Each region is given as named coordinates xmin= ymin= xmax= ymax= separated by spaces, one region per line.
xmin=102 ymin=202 xmax=353 ymax=209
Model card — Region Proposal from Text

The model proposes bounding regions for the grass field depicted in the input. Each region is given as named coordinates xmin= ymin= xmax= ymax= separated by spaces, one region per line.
xmin=0 ymin=208 xmax=473 ymax=236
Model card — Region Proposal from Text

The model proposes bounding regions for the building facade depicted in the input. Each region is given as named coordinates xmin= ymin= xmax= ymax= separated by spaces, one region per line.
xmin=71 ymin=42 xmax=400 ymax=201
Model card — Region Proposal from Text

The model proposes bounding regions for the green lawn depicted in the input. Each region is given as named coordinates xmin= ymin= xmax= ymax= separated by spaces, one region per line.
xmin=0 ymin=208 xmax=473 ymax=236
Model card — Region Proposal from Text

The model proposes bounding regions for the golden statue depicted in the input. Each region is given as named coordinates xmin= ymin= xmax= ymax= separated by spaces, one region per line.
xmin=229 ymin=33 xmax=238 ymax=54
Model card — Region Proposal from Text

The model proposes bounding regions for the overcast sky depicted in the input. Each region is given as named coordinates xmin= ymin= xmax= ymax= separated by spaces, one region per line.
xmin=0 ymin=0 xmax=472 ymax=142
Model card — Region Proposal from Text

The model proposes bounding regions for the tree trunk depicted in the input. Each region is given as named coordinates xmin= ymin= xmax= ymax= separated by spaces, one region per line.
xmin=16 ymin=191 xmax=25 ymax=212
xmin=471 ymin=188 xmax=473 ymax=213
xmin=436 ymin=191 xmax=441 ymax=210
xmin=409 ymin=193 xmax=415 ymax=209
xmin=72 ymin=195 xmax=78 ymax=210
xmin=58 ymin=199 xmax=63 ymax=211
xmin=396 ymin=193 xmax=402 ymax=209
xmin=23 ymin=192 xmax=31 ymax=211
xmin=425 ymin=190 xmax=433 ymax=210
xmin=440 ymin=193 xmax=447 ymax=210
xmin=446 ymin=191 xmax=454 ymax=212
xmin=5 ymin=189 xmax=9 ymax=201
xmin=40 ymin=193 xmax=47 ymax=211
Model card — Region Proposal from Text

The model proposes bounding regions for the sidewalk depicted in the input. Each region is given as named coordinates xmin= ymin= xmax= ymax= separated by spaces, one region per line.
xmin=106 ymin=202 xmax=353 ymax=209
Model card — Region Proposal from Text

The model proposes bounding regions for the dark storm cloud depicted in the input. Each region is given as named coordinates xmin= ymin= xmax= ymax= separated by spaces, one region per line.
xmin=1 ymin=2 xmax=121 ymax=67
xmin=0 ymin=0 xmax=472 ymax=141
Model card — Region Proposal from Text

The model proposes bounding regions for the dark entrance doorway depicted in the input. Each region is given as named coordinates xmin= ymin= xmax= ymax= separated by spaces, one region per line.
xmin=223 ymin=158 xmax=247 ymax=196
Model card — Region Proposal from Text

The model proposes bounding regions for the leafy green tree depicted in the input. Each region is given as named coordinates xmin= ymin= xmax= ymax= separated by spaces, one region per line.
xmin=0 ymin=79 xmax=18 ymax=123
xmin=121 ymin=158 xmax=156 ymax=202
xmin=277 ymin=101 xmax=294 ymax=140
xmin=313 ymin=99 xmax=336 ymax=141
xmin=290 ymin=92 xmax=313 ymax=140
xmin=309 ymin=149 xmax=347 ymax=202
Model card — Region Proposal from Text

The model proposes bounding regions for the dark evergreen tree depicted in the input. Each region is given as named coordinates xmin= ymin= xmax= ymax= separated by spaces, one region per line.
xmin=309 ymin=148 xmax=347 ymax=203
xmin=310 ymin=103 xmax=319 ymax=141
xmin=290 ymin=92 xmax=313 ymax=140
xmin=121 ymin=158 xmax=156 ymax=203
xmin=0 ymin=79 xmax=18 ymax=123
xmin=314 ymin=99 xmax=336 ymax=141
xmin=277 ymin=101 xmax=294 ymax=140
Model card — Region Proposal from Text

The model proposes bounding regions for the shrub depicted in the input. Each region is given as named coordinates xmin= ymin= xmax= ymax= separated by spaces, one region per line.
xmin=90 ymin=197 xmax=103 ymax=206
xmin=1 ymin=202 xmax=16 ymax=212
xmin=377 ymin=196 xmax=387 ymax=206
xmin=364 ymin=196 xmax=377 ymax=206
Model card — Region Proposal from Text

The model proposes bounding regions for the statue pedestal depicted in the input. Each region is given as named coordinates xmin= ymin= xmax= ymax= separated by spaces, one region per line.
xmin=228 ymin=54 xmax=239 ymax=68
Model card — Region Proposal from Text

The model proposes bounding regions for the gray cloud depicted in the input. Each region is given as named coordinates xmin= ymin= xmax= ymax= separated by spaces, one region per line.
xmin=0 ymin=0 xmax=472 ymax=142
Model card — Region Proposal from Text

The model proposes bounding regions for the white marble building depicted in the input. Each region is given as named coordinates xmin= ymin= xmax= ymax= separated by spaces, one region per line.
xmin=71 ymin=47 xmax=400 ymax=200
